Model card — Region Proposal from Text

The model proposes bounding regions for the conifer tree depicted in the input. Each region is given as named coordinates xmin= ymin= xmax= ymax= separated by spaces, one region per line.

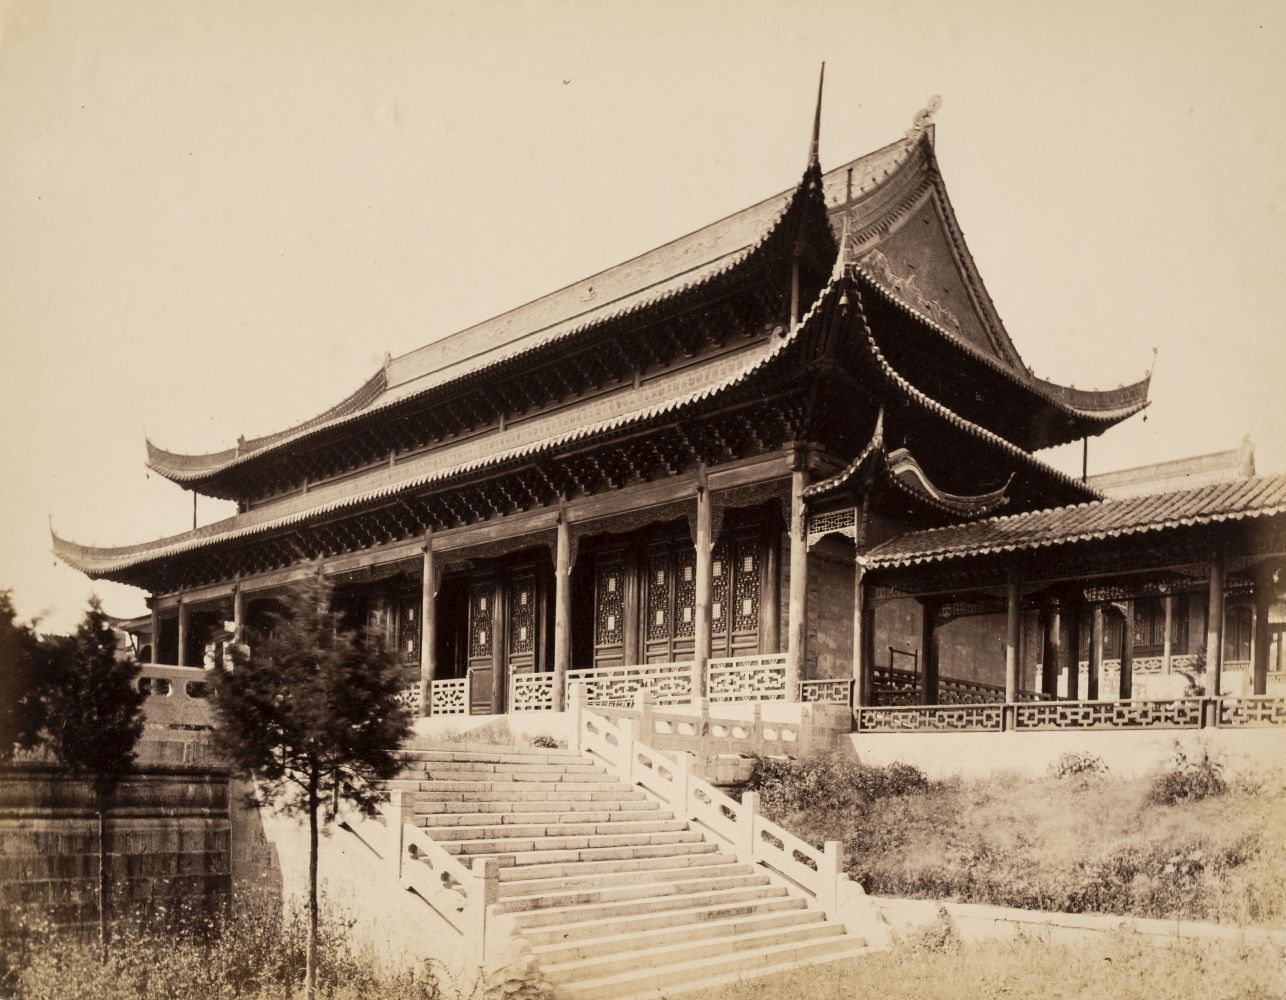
xmin=39 ymin=597 xmax=146 ymax=958
xmin=211 ymin=577 xmax=412 ymax=1000
xmin=0 ymin=589 xmax=47 ymax=762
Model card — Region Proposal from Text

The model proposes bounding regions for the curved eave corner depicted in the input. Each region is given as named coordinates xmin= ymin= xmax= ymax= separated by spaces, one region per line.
xmin=143 ymin=360 xmax=392 ymax=489
xmin=883 ymin=448 xmax=1012 ymax=518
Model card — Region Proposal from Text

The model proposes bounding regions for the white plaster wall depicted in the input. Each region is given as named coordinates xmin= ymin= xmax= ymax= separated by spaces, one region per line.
xmin=850 ymin=727 xmax=1286 ymax=780
xmin=413 ymin=710 xmax=578 ymax=745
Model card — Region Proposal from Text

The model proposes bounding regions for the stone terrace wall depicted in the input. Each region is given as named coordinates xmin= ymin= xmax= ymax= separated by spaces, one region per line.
xmin=0 ymin=734 xmax=232 ymax=935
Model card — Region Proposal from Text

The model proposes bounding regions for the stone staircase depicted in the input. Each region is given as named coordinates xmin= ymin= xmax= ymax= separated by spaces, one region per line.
xmin=387 ymin=740 xmax=869 ymax=999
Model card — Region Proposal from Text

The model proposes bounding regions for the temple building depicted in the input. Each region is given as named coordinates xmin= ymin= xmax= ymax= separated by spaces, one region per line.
xmin=54 ymin=99 xmax=1286 ymax=733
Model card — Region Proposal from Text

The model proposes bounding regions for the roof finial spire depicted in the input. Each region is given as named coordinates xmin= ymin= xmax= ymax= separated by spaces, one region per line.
xmin=832 ymin=169 xmax=852 ymax=280
xmin=807 ymin=62 xmax=825 ymax=170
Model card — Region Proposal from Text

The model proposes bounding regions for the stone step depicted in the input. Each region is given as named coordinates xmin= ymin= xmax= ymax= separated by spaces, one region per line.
xmin=530 ymin=904 xmax=820 ymax=962
xmin=480 ymin=839 xmax=721 ymax=870
xmin=418 ymin=808 xmax=672 ymax=828
xmin=417 ymin=797 xmax=660 ymax=816
xmin=440 ymin=829 xmax=702 ymax=858
xmin=406 ymin=780 xmax=637 ymax=798
xmin=542 ymin=920 xmax=845 ymax=986
xmin=494 ymin=868 xmax=768 ymax=913
xmin=423 ymin=818 xmax=688 ymax=842
xmin=508 ymin=883 xmax=791 ymax=931
xmin=398 ymin=748 xmax=584 ymax=765
xmin=565 ymin=940 xmax=874 ymax=1000
xmin=496 ymin=849 xmax=739 ymax=886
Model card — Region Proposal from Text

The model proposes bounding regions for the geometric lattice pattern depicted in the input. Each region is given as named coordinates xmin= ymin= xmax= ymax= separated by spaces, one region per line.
xmin=429 ymin=677 xmax=469 ymax=715
xmin=1217 ymin=695 xmax=1286 ymax=727
xmin=595 ymin=560 xmax=624 ymax=647
xmin=508 ymin=578 xmax=535 ymax=655
xmin=1012 ymin=698 xmax=1203 ymax=731
xmin=397 ymin=599 xmax=420 ymax=666
xmin=732 ymin=539 xmax=760 ymax=634
xmin=711 ymin=543 xmax=729 ymax=630
xmin=566 ymin=661 xmax=695 ymax=708
xmin=798 ymin=678 xmax=854 ymax=705
xmin=510 ymin=671 xmax=556 ymax=712
xmin=395 ymin=681 xmax=423 ymax=716
xmin=806 ymin=506 xmax=856 ymax=548
xmin=858 ymin=704 xmax=1004 ymax=733
xmin=708 ymin=654 xmax=787 ymax=702
xmin=469 ymin=584 xmax=492 ymax=659
xmin=646 ymin=552 xmax=671 ymax=643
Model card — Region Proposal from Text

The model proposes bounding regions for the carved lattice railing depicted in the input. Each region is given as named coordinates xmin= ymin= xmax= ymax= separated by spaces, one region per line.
xmin=509 ymin=672 xmax=556 ymax=712
xmin=1218 ymin=695 xmax=1286 ymax=727
xmin=857 ymin=703 xmax=1003 ymax=733
xmin=1011 ymin=698 xmax=1204 ymax=731
xmin=429 ymin=677 xmax=470 ymax=716
xmin=707 ymin=654 xmax=788 ymax=702
xmin=565 ymin=661 xmax=696 ymax=707
xmin=798 ymin=678 xmax=855 ymax=706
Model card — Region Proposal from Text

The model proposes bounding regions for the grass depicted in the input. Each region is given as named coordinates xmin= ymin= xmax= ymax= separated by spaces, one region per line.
xmin=744 ymin=749 xmax=1286 ymax=927
xmin=673 ymin=932 xmax=1286 ymax=1000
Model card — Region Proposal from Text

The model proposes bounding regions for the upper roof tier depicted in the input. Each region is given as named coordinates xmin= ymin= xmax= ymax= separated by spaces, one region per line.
xmin=146 ymin=121 xmax=1149 ymax=498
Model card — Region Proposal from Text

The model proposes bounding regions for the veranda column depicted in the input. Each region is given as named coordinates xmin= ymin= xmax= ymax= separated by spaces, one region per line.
xmin=149 ymin=599 xmax=161 ymax=664
xmin=761 ymin=532 xmax=780 ymax=653
xmin=1064 ymin=597 xmax=1081 ymax=700
xmin=1041 ymin=602 xmax=1061 ymax=699
xmin=176 ymin=596 xmax=189 ymax=667
xmin=419 ymin=539 xmax=437 ymax=717
xmin=785 ymin=469 xmax=809 ymax=702
xmin=1004 ymin=573 xmax=1022 ymax=703
xmin=693 ymin=480 xmax=713 ymax=697
xmin=1162 ymin=595 xmax=1174 ymax=674
xmin=1205 ymin=551 xmax=1226 ymax=696
xmin=920 ymin=601 xmax=939 ymax=705
xmin=1088 ymin=604 xmax=1103 ymax=700
xmin=852 ymin=554 xmax=868 ymax=704
xmin=1119 ymin=601 xmax=1135 ymax=700
xmin=232 ymin=584 xmax=245 ymax=645
xmin=553 ymin=515 xmax=572 ymax=711
xmin=1252 ymin=569 xmax=1273 ymax=696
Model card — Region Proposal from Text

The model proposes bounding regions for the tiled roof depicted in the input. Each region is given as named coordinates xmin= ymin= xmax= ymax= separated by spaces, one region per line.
xmin=865 ymin=475 xmax=1286 ymax=569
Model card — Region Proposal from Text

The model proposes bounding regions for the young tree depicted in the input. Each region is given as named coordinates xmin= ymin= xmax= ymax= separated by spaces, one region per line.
xmin=212 ymin=577 xmax=412 ymax=1000
xmin=0 ymin=589 xmax=47 ymax=761
xmin=39 ymin=597 xmax=146 ymax=958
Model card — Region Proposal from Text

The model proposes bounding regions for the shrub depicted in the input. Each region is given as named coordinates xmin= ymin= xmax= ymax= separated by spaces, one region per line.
xmin=1148 ymin=744 xmax=1227 ymax=805
xmin=899 ymin=905 xmax=960 ymax=955
xmin=529 ymin=734 xmax=559 ymax=749
xmin=1049 ymin=750 xmax=1107 ymax=779
xmin=742 ymin=751 xmax=930 ymax=816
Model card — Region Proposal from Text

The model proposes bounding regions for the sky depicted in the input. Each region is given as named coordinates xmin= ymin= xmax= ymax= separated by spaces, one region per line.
xmin=1 ymin=0 xmax=1283 ymax=632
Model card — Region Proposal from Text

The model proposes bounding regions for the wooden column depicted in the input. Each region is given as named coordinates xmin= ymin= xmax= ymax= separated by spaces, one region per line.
xmin=622 ymin=547 xmax=641 ymax=666
xmin=785 ymin=469 xmax=809 ymax=702
xmin=232 ymin=585 xmax=245 ymax=646
xmin=150 ymin=601 xmax=161 ymax=665
xmin=1088 ymin=604 xmax=1103 ymax=701
xmin=491 ymin=578 xmax=506 ymax=714
xmin=1040 ymin=603 xmax=1061 ymax=699
xmin=553 ymin=516 xmax=572 ymax=710
xmin=761 ymin=530 xmax=780 ymax=654
xmin=1119 ymin=600 xmax=1135 ymax=700
xmin=693 ymin=480 xmax=713 ymax=697
xmin=1004 ymin=574 xmax=1022 ymax=703
xmin=419 ymin=540 xmax=437 ymax=717
xmin=1252 ymin=570 xmax=1273 ymax=696
xmin=1205 ymin=551 xmax=1226 ymax=696
xmin=852 ymin=554 xmax=867 ymax=700
xmin=1162 ymin=595 xmax=1174 ymax=674
xmin=176 ymin=597 xmax=189 ymax=668
xmin=1064 ymin=598 xmax=1081 ymax=701
xmin=920 ymin=601 xmax=939 ymax=705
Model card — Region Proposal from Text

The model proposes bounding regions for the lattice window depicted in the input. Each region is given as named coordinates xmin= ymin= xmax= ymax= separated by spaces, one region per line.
xmin=469 ymin=584 xmax=492 ymax=659
xmin=509 ymin=578 xmax=535 ymax=655
xmin=595 ymin=560 xmax=624 ymax=646
xmin=674 ymin=552 xmax=696 ymax=639
xmin=807 ymin=507 xmax=856 ymax=547
xmin=711 ymin=542 xmax=729 ymax=628
xmin=733 ymin=538 xmax=760 ymax=633
xmin=397 ymin=599 xmax=420 ymax=665
xmin=647 ymin=551 xmax=671 ymax=643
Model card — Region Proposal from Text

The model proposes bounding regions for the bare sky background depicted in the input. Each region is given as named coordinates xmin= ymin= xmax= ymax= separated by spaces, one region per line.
xmin=1 ymin=0 xmax=1283 ymax=632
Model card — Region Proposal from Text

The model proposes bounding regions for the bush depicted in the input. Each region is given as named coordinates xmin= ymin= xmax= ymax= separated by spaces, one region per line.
xmin=529 ymin=734 xmax=559 ymax=749
xmin=1049 ymin=750 xmax=1107 ymax=779
xmin=742 ymin=751 xmax=930 ymax=816
xmin=1148 ymin=744 xmax=1227 ymax=805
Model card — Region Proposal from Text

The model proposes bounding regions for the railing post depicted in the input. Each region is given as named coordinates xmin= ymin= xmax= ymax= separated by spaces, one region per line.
xmin=388 ymin=789 xmax=412 ymax=878
xmin=738 ymin=790 xmax=759 ymax=860
xmin=472 ymin=857 xmax=499 ymax=967
xmin=620 ymin=716 xmax=638 ymax=786
xmin=819 ymin=840 xmax=842 ymax=918
xmin=569 ymin=681 xmax=586 ymax=751
xmin=673 ymin=750 xmax=693 ymax=821
xmin=635 ymin=687 xmax=655 ymax=744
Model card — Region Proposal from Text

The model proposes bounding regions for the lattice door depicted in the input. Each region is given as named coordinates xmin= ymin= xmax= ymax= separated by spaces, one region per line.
xmin=593 ymin=556 xmax=625 ymax=668
xmin=507 ymin=574 xmax=538 ymax=678
xmin=396 ymin=597 xmax=420 ymax=666
xmin=467 ymin=580 xmax=496 ymax=713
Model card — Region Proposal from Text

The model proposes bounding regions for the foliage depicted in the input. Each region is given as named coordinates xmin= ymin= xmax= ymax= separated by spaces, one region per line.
xmin=1049 ymin=750 xmax=1108 ymax=780
xmin=38 ymin=597 xmax=145 ymax=800
xmin=898 ymin=904 xmax=960 ymax=955
xmin=211 ymin=577 xmax=413 ymax=998
xmin=529 ymin=734 xmax=560 ymax=749
xmin=1147 ymin=743 xmax=1227 ymax=806
xmin=679 ymin=932 xmax=1285 ymax=1000
xmin=0 ymin=589 xmax=48 ymax=762
xmin=742 ymin=750 xmax=930 ymax=816
xmin=2 ymin=890 xmax=448 ymax=1000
